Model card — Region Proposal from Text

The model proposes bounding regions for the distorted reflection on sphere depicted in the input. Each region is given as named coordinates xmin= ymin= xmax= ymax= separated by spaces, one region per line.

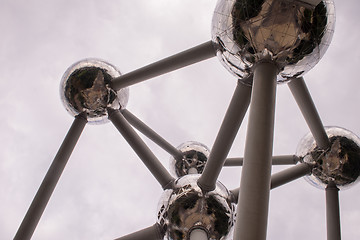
xmin=170 ymin=141 xmax=210 ymax=177
xmin=296 ymin=127 xmax=360 ymax=189
xmin=212 ymin=0 xmax=335 ymax=83
xmin=60 ymin=59 xmax=129 ymax=124
xmin=157 ymin=175 xmax=235 ymax=240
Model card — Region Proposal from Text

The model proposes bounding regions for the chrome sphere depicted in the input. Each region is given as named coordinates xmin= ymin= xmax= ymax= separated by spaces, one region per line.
xmin=170 ymin=141 xmax=210 ymax=177
xmin=296 ymin=127 xmax=360 ymax=189
xmin=60 ymin=59 xmax=129 ymax=124
xmin=212 ymin=0 xmax=335 ymax=83
xmin=157 ymin=175 xmax=235 ymax=240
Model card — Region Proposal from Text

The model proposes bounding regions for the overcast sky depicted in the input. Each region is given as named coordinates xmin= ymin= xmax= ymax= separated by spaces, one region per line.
xmin=1 ymin=0 xmax=360 ymax=239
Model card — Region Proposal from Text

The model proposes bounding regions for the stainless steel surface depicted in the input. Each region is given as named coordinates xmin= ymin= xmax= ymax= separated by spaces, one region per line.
xmin=288 ymin=77 xmax=330 ymax=149
xmin=60 ymin=58 xmax=129 ymax=124
xmin=230 ymin=162 xmax=313 ymax=203
xmin=157 ymin=175 xmax=234 ymax=240
xmin=299 ymin=0 xmax=323 ymax=6
xmin=198 ymin=80 xmax=252 ymax=192
xmin=297 ymin=126 xmax=360 ymax=189
xmin=111 ymin=41 xmax=216 ymax=90
xmin=169 ymin=141 xmax=210 ymax=177
xmin=14 ymin=113 xmax=87 ymax=240
xmin=326 ymin=182 xmax=341 ymax=240
xmin=108 ymin=108 xmax=175 ymax=190
xmin=270 ymin=162 xmax=312 ymax=189
xmin=212 ymin=0 xmax=335 ymax=83
xmin=234 ymin=62 xmax=277 ymax=240
xmin=121 ymin=109 xmax=183 ymax=160
xmin=224 ymin=155 xmax=300 ymax=166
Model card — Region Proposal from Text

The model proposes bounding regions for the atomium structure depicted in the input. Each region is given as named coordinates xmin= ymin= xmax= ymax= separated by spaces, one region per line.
xmin=13 ymin=1 xmax=360 ymax=240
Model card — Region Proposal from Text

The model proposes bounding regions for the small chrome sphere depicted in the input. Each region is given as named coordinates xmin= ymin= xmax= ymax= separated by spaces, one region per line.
xmin=157 ymin=175 xmax=235 ymax=240
xmin=60 ymin=59 xmax=129 ymax=124
xmin=212 ymin=0 xmax=335 ymax=83
xmin=296 ymin=127 xmax=360 ymax=189
xmin=170 ymin=141 xmax=210 ymax=177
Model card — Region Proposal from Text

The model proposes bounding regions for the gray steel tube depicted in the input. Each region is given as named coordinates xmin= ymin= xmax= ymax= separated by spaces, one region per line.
xmin=224 ymin=155 xmax=300 ymax=166
xmin=14 ymin=113 xmax=87 ymax=240
xmin=270 ymin=162 xmax=312 ymax=189
xmin=114 ymin=224 xmax=163 ymax=240
xmin=231 ymin=162 xmax=312 ymax=203
xmin=326 ymin=182 xmax=341 ymax=240
xmin=234 ymin=62 xmax=278 ymax=240
xmin=111 ymin=41 xmax=216 ymax=90
xmin=288 ymin=77 xmax=330 ymax=150
xmin=121 ymin=109 xmax=183 ymax=160
xmin=108 ymin=108 xmax=174 ymax=190
xmin=198 ymin=80 xmax=252 ymax=192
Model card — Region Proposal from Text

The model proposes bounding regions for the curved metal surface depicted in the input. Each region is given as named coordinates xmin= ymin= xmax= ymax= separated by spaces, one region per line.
xmin=212 ymin=0 xmax=335 ymax=82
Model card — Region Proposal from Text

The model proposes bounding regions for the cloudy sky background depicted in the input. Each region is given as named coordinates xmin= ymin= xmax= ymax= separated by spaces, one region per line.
xmin=1 ymin=0 xmax=360 ymax=239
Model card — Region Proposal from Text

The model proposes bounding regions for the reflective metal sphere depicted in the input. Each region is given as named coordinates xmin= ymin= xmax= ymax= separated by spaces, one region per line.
xmin=170 ymin=141 xmax=210 ymax=177
xmin=212 ymin=0 xmax=335 ymax=83
xmin=157 ymin=175 xmax=235 ymax=240
xmin=60 ymin=59 xmax=129 ymax=124
xmin=296 ymin=127 xmax=360 ymax=189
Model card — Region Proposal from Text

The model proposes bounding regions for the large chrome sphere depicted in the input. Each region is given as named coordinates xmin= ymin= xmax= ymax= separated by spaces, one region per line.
xmin=212 ymin=0 xmax=335 ymax=83
xmin=60 ymin=59 xmax=129 ymax=124
xmin=170 ymin=141 xmax=210 ymax=177
xmin=157 ymin=175 xmax=235 ymax=240
xmin=296 ymin=127 xmax=360 ymax=189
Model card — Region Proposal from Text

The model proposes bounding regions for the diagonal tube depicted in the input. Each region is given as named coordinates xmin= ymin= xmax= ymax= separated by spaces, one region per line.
xmin=230 ymin=162 xmax=313 ymax=203
xmin=121 ymin=109 xmax=183 ymax=160
xmin=108 ymin=108 xmax=174 ymax=190
xmin=197 ymin=80 xmax=252 ymax=192
xmin=326 ymin=182 xmax=341 ymax=240
xmin=224 ymin=155 xmax=300 ymax=166
xmin=114 ymin=224 xmax=163 ymax=240
xmin=288 ymin=77 xmax=330 ymax=150
xmin=14 ymin=113 xmax=87 ymax=240
xmin=270 ymin=162 xmax=312 ymax=189
xmin=111 ymin=41 xmax=216 ymax=90
xmin=234 ymin=62 xmax=278 ymax=240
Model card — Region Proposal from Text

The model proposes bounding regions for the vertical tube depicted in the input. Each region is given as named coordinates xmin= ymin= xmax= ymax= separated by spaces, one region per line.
xmin=14 ymin=113 xmax=87 ymax=240
xmin=288 ymin=77 xmax=330 ymax=149
xmin=326 ymin=182 xmax=341 ymax=240
xmin=121 ymin=109 xmax=183 ymax=160
xmin=198 ymin=80 xmax=252 ymax=191
xmin=114 ymin=224 xmax=163 ymax=240
xmin=111 ymin=41 xmax=216 ymax=90
xmin=234 ymin=62 xmax=278 ymax=240
xmin=108 ymin=108 xmax=174 ymax=190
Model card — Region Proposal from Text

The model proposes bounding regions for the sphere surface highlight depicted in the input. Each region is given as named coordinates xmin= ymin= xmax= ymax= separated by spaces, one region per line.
xmin=157 ymin=175 xmax=235 ymax=240
xmin=212 ymin=0 xmax=335 ymax=83
xmin=296 ymin=127 xmax=360 ymax=189
xmin=60 ymin=59 xmax=129 ymax=124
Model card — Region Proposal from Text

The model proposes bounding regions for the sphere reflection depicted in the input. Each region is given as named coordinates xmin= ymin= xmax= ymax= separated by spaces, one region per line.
xmin=157 ymin=175 xmax=235 ymax=240
xmin=296 ymin=127 xmax=360 ymax=189
xmin=170 ymin=141 xmax=210 ymax=177
xmin=212 ymin=0 xmax=335 ymax=83
xmin=60 ymin=59 xmax=129 ymax=124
